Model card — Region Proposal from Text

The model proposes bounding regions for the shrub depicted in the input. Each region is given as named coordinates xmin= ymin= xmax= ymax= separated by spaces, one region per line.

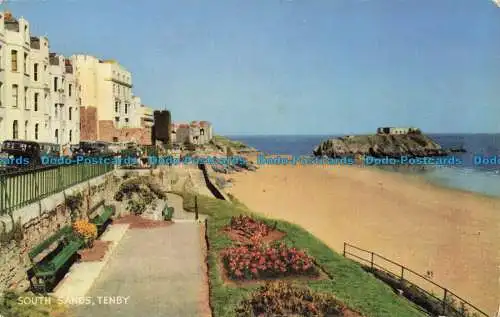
xmin=222 ymin=242 xmax=317 ymax=280
xmin=235 ymin=281 xmax=344 ymax=317
xmin=127 ymin=199 xmax=147 ymax=215
xmin=65 ymin=192 xmax=83 ymax=212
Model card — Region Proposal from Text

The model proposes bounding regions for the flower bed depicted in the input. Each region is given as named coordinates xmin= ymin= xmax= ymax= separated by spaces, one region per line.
xmin=221 ymin=242 xmax=318 ymax=280
xmin=230 ymin=215 xmax=270 ymax=239
xmin=224 ymin=215 xmax=285 ymax=244
xmin=235 ymin=281 xmax=363 ymax=317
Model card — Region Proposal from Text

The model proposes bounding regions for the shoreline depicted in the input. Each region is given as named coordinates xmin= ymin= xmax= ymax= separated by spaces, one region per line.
xmin=225 ymin=153 xmax=500 ymax=314
xmin=246 ymin=152 xmax=500 ymax=199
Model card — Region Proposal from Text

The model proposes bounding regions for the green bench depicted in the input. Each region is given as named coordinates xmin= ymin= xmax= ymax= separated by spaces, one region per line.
xmin=28 ymin=226 xmax=84 ymax=293
xmin=90 ymin=203 xmax=115 ymax=236
xmin=162 ymin=203 xmax=174 ymax=221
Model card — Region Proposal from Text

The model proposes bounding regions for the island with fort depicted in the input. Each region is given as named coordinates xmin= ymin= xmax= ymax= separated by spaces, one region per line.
xmin=312 ymin=127 xmax=466 ymax=158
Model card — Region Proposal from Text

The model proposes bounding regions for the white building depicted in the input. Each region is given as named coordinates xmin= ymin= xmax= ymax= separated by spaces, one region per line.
xmin=29 ymin=36 xmax=51 ymax=142
xmin=0 ymin=11 xmax=79 ymax=145
xmin=72 ymin=55 xmax=142 ymax=139
xmin=48 ymin=53 xmax=80 ymax=145
xmin=139 ymin=103 xmax=153 ymax=128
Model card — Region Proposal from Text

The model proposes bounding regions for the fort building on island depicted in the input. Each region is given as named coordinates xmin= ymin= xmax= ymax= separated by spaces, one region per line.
xmin=376 ymin=127 xmax=421 ymax=135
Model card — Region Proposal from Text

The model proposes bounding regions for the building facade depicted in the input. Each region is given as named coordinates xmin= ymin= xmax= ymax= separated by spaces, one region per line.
xmin=376 ymin=127 xmax=420 ymax=135
xmin=75 ymin=55 xmax=150 ymax=144
xmin=48 ymin=53 xmax=80 ymax=145
xmin=172 ymin=121 xmax=213 ymax=145
xmin=140 ymin=104 xmax=154 ymax=128
xmin=0 ymin=11 xmax=79 ymax=145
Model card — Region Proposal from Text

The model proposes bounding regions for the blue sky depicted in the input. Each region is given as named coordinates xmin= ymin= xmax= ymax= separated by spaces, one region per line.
xmin=9 ymin=0 xmax=500 ymax=135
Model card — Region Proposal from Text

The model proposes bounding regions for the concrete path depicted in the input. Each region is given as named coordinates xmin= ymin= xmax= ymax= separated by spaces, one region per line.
xmin=167 ymin=192 xmax=208 ymax=222
xmin=73 ymin=223 xmax=207 ymax=317
xmin=53 ymin=224 xmax=130 ymax=300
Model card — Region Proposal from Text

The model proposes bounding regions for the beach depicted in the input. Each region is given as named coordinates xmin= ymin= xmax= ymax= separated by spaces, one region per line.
xmin=226 ymin=155 xmax=500 ymax=314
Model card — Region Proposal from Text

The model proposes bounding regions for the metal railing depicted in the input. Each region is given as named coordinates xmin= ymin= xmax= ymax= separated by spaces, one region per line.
xmin=0 ymin=164 xmax=114 ymax=216
xmin=343 ymin=242 xmax=490 ymax=317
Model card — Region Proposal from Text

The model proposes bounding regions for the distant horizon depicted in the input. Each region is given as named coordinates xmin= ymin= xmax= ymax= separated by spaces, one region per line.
xmin=223 ymin=132 xmax=500 ymax=137
xmin=9 ymin=0 xmax=500 ymax=135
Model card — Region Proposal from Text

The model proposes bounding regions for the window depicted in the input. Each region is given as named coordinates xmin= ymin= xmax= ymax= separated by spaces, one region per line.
xmin=69 ymin=130 xmax=72 ymax=143
xmin=125 ymin=103 xmax=128 ymax=114
xmin=0 ymin=82 xmax=3 ymax=106
xmin=54 ymin=77 xmax=58 ymax=92
xmin=54 ymin=129 xmax=59 ymax=144
xmin=12 ymin=120 xmax=18 ymax=139
xmin=34 ymin=93 xmax=39 ymax=111
xmin=125 ymin=118 xmax=129 ymax=123
xmin=69 ymin=84 xmax=72 ymax=97
xmin=24 ymin=87 xmax=28 ymax=109
xmin=115 ymin=117 xmax=119 ymax=123
xmin=12 ymin=84 xmax=18 ymax=107
xmin=23 ymin=53 xmax=28 ymax=74
xmin=33 ymin=63 xmax=38 ymax=81
xmin=34 ymin=123 xmax=39 ymax=140
xmin=69 ymin=107 xmax=72 ymax=120
xmin=24 ymin=120 xmax=28 ymax=139
xmin=115 ymin=101 xmax=119 ymax=112
xmin=11 ymin=50 xmax=17 ymax=71
xmin=54 ymin=103 xmax=58 ymax=118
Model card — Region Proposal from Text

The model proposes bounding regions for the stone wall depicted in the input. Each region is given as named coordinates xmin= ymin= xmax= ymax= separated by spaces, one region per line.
xmin=0 ymin=172 xmax=121 ymax=293
xmin=99 ymin=120 xmax=152 ymax=145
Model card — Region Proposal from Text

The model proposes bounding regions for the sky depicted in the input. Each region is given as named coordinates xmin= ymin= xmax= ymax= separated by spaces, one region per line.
xmin=8 ymin=0 xmax=500 ymax=135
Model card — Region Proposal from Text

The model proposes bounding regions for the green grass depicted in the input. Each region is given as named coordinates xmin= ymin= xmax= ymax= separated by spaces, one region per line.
xmin=212 ymin=135 xmax=249 ymax=150
xmin=176 ymin=190 xmax=427 ymax=317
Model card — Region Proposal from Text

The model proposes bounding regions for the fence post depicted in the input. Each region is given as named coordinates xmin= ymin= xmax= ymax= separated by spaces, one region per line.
xmin=370 ymin=252 xmax=374 ymax=269
xmin=0 ymin=175 xmax=4 ymax=215
xmin=57 ymin=166 xmax=63 ymax=192
xmin=195 ymin=195 xmax=199 ymax=220
xmin=400 ymin=266 xmax=404 ymax=286
xmin=442 ymin=288 xmax=448 ymax=315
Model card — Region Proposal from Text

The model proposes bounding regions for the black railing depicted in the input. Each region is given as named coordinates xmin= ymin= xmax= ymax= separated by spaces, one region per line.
xmin=343 ymin=243 xmax=490 ymax=317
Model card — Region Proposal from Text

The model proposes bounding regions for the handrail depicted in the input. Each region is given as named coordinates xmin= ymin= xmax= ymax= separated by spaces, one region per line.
xmin=343 ymin=242 xmax=490 ymax=317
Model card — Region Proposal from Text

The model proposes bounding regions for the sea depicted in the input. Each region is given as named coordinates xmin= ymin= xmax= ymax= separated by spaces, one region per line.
xmin=226 ymin=134 xmax=500 ymax=198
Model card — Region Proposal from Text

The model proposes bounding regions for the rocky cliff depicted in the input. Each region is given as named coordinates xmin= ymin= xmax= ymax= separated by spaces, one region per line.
xmin=313 ymin=134 xmax=450 ymax=158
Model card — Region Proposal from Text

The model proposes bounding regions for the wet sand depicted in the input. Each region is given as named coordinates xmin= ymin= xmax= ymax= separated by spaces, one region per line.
xmin=226 ymin=158 xmax=500 ymax=314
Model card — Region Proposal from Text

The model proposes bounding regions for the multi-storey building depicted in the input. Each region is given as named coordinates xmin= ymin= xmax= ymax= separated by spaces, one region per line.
xmin=140 ymin=104 xmax=154 ymax=128
xmin=74 ymin=55 xmax=148 ymax=143
xmin=48 ymin=53 xmax=80 ymax=145
xmin=29 ymin=36 xmax=51 ymax=142
xmin=75 ymin=55 xmax=153 ymax=144
xmin=0 ymin=12 xmax=32 ymax=143
xmin=0 ymin=11 xmax=80 ymax=145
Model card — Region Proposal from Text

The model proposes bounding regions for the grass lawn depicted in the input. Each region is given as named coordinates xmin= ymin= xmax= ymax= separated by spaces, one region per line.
xmin=176 ymin=190 xmax=427 ymax=317
xmin=212 ymin=135 xmax=249 ymax=150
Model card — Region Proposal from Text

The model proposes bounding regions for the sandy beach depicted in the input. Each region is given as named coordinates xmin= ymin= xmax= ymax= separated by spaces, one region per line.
xmin=226 ymin=155 xmax=500 ymax=314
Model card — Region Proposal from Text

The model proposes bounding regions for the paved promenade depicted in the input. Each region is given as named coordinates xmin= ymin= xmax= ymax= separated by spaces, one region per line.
xmin=74 ymin=223 xmax=207 ymax=317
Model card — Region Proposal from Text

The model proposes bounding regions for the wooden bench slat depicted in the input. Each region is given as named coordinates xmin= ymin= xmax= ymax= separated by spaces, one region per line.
xmin=29 ymin=226 xmax=72 ymax=260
